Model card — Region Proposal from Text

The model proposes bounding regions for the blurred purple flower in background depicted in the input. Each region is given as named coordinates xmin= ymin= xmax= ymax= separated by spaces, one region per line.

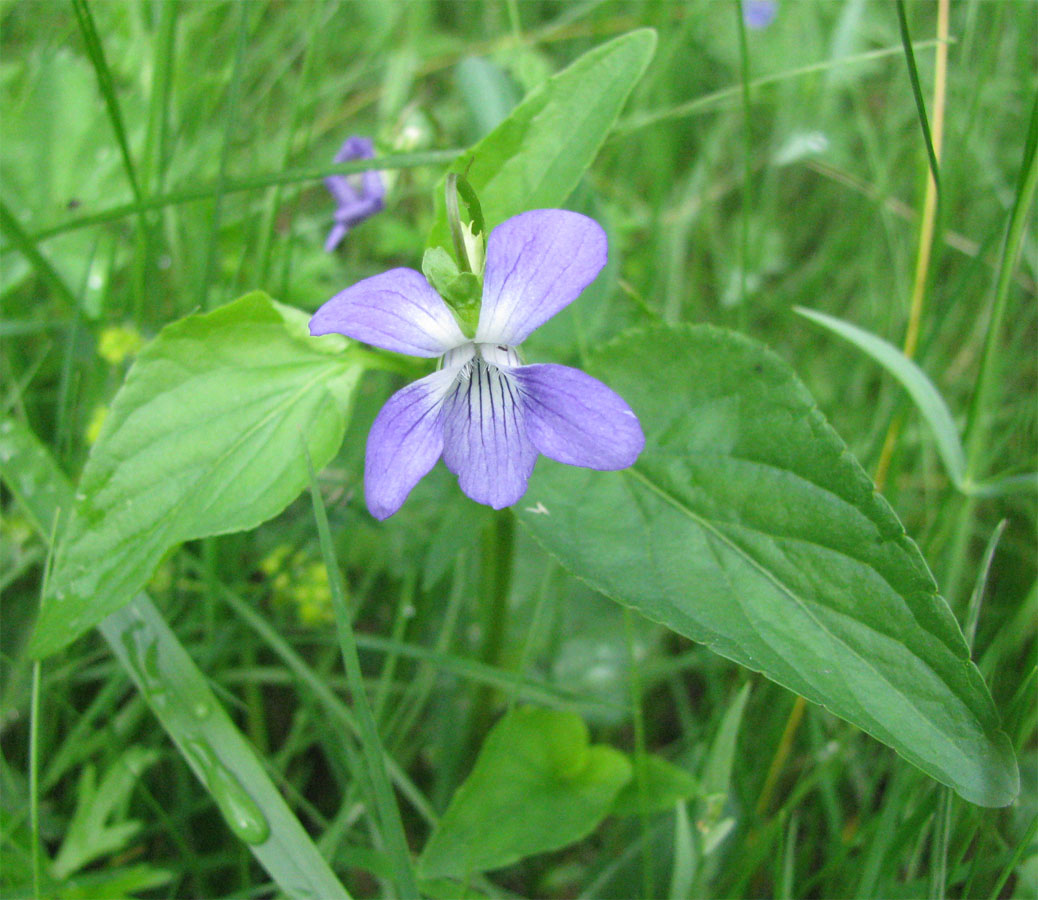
xmin=743 ymin=0 xmax=776 ymax=29
xmin=310 ymin=209 xmax=645 ymax=519
xmin=324 ymin=136 xmax=385 ymax=252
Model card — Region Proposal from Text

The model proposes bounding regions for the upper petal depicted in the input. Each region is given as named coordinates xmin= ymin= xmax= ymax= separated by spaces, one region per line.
xmin=334 ymin=135 xmax=376 ymax=163
xmin=476 ymin=210 xmax=607 ymax=346
xmin=441 ymin=359 xmax=538 ymax=509
xmin=310 ymin=268 xmax=466 ymax=357
xmin=513 ymin=364 xmax=644 ymax=469
xmin=365 ymin=368 xmax=456 ymax=519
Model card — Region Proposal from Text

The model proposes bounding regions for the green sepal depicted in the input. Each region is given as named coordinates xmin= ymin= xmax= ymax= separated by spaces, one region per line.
xmin=421 ymin=246 xmax=481 ymax=337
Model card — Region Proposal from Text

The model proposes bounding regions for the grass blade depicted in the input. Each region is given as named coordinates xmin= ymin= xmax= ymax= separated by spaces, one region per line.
xmin=894 ymin=0 xmax=941 ymax=199
xmin=0 ymin=201 xmax=79 ymax=310
xmin=305 ymin=446 xmax=419 ymax=898
xmin=17 ymin=151 xmax=461 ymax=246
xmin=69 ymin=0 xmax=143 ymax=204
xmin=796 ymin=306 xmax=967 ymax=488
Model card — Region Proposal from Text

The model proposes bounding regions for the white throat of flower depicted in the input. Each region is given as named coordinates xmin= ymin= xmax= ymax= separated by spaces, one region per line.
xmin=439 ymin=342 xmax=522 ymax=375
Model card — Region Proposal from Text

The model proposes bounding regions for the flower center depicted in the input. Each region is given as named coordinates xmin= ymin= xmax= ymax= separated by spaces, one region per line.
xmin=440 ymin=342 xmax=521 ymax=373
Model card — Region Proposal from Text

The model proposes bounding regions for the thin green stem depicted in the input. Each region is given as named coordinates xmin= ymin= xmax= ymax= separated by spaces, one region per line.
xmin=988 ymin=813 xmax=1037 ymax=900
xmin=29 ymin=661 xmax=42 ymax=899
xmin=197 ymin=1 xmax=250 ymax=310
xmin=734 ymin=0 xmax=753 ymax=325
xmin=944 ymin=91 xmax=1037 ymax=604
xmin=963 ymin=90 xmax=1038 ymax=478
xmin=0 ymin=201 xmax=78 ymax=310
xmin=624 ymin=608 xmax=652 ymax=900
xmin=70 ymin=0 xmax=143 ymax=203
xmin=895 ymin=0 xmax=941 ymax=200
xmin=14 ymin=151 xmax=460 ymax=247
xmin=615 ymin=39 xmax=943 ymax=136
xmin=467 ymin=508 xmax=515 ymax=752
xmin=306 ymin=452 xmax=418 ymax=898
xmin=928 ymin=789 xmax=951 ymax=899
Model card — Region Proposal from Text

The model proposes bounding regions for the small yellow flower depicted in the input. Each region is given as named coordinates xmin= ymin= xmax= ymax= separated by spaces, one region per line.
xmin=261 ymin=545 xmax=333 ymax=626
xmin=98 ymin=325 xmax=144 ymax=366
xmin=85 ymin=405 xmax=108 ymax=445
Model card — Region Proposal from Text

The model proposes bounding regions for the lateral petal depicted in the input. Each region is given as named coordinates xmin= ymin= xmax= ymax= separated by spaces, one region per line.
xmin=441 ymin=360 xmax=538 ymax=509
xmin=476 ymin=210 xmax=607 ymax=346
xmin=364 ymin=368 xmax=457 ymax=520
xmin=513 ymin=364 xmax=644 ymax=469
xmin=310 ymin=268 xmax=466 ymax=356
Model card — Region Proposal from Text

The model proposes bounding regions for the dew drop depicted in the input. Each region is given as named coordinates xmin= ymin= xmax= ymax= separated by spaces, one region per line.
xmin=184 ymin=740 xmax=270 ymax=844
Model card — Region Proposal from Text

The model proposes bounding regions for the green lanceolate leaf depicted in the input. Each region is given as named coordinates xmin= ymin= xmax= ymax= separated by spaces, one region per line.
xmin=517 ymin=325 xmax=1019 ymax=807
xmin=418 ymin=707 xmax=631 ymax=880
xmin=30 ymin=292 xmax=363 ymax=657
xmin=427 ymin=29 xmax=656 ymax=249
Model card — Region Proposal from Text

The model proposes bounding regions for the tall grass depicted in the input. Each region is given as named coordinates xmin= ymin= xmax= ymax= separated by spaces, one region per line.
xmin=1 ymin=2 xmax=1034 ymax=897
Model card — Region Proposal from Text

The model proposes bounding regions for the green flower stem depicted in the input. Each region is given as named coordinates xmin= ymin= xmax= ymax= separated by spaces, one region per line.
xmin=467 ymin=508 xmax=516 ymax=756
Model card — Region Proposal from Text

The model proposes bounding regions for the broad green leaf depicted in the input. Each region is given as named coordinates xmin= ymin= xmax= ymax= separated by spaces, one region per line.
xmin=30 ymin=292 xmax=363 ymax=657
xmin=795 ymin=307 xmax=967 ymax=488
xmin=418 ymin=707 xmax=631 ymax=880
xmin=427 ymin=29 xmax=656 ymax=248
xmin=611 ymin=754 xmax=698 ymax=816
xmin=517 ymin=325 xmax=1018 ymax=807
xmin=0 ymin=417 xmax=351 ymax=899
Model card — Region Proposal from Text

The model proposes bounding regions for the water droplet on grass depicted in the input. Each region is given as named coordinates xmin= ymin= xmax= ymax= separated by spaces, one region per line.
xmin=184 ymin=740 xmax=270 ymax=844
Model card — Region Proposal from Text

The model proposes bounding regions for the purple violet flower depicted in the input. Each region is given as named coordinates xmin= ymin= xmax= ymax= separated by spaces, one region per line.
xmin=743 ymin=0 xmax=776 ymax=29
xmin=310 ymin=209 xmax=646 ymax=519
xmin=324 ymin=136 xmax=385 ymax=252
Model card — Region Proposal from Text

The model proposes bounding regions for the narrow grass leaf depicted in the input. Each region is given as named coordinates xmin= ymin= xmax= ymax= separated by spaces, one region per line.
xmin=30 ymin=292 xmax=364 ymax=657
xmin=964 ymin=90 xmax=1038 ymax=476
xmin=306 ymin=447 xmax=420 ymax=898
xmin=796 ymin=306 xmax=967 ymax=488
xmin=70 ymin=0 xmax=143 ymax=203
xmin=669 ymin=802 xmax=696 ymax=900
xmin=701 ymin=683 xmax=752 ymax=799
xmin=20 ymin=151 xmax=460 ymax=246
xmin=0 ymin=200 xmax=79 ymax=310
xmin=0 ymin=417 xmax=351 ymax=899
xmin=518 ymin=325 xmax=1018 ymax=806
xmin=894 ymin=0 xmax=941 ymax=199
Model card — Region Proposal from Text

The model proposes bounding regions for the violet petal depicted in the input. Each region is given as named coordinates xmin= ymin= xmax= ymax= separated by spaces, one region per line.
xmin=334 ymin=136 xmax=376 ymax=162
xmin=513 ymin=363 xmax=645 ymax=469
xmin=476 ymin=210 xmax=607 ymax=346
xmin=324 ymin=222 xmax=350 ymax=253
xmin=325 ymin=174 xmax=359 ymax=208
xmin=364 ymin=368 xmax=456 ymax=520
xmin=310 ymin=267 xmax=466 ymax=356
xmin=441 ymin=359 xmax=538 ymax=508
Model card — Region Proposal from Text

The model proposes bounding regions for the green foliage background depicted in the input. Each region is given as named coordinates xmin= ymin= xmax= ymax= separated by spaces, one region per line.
xmin=1 ymin=1 xmax=1034 ymax=898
